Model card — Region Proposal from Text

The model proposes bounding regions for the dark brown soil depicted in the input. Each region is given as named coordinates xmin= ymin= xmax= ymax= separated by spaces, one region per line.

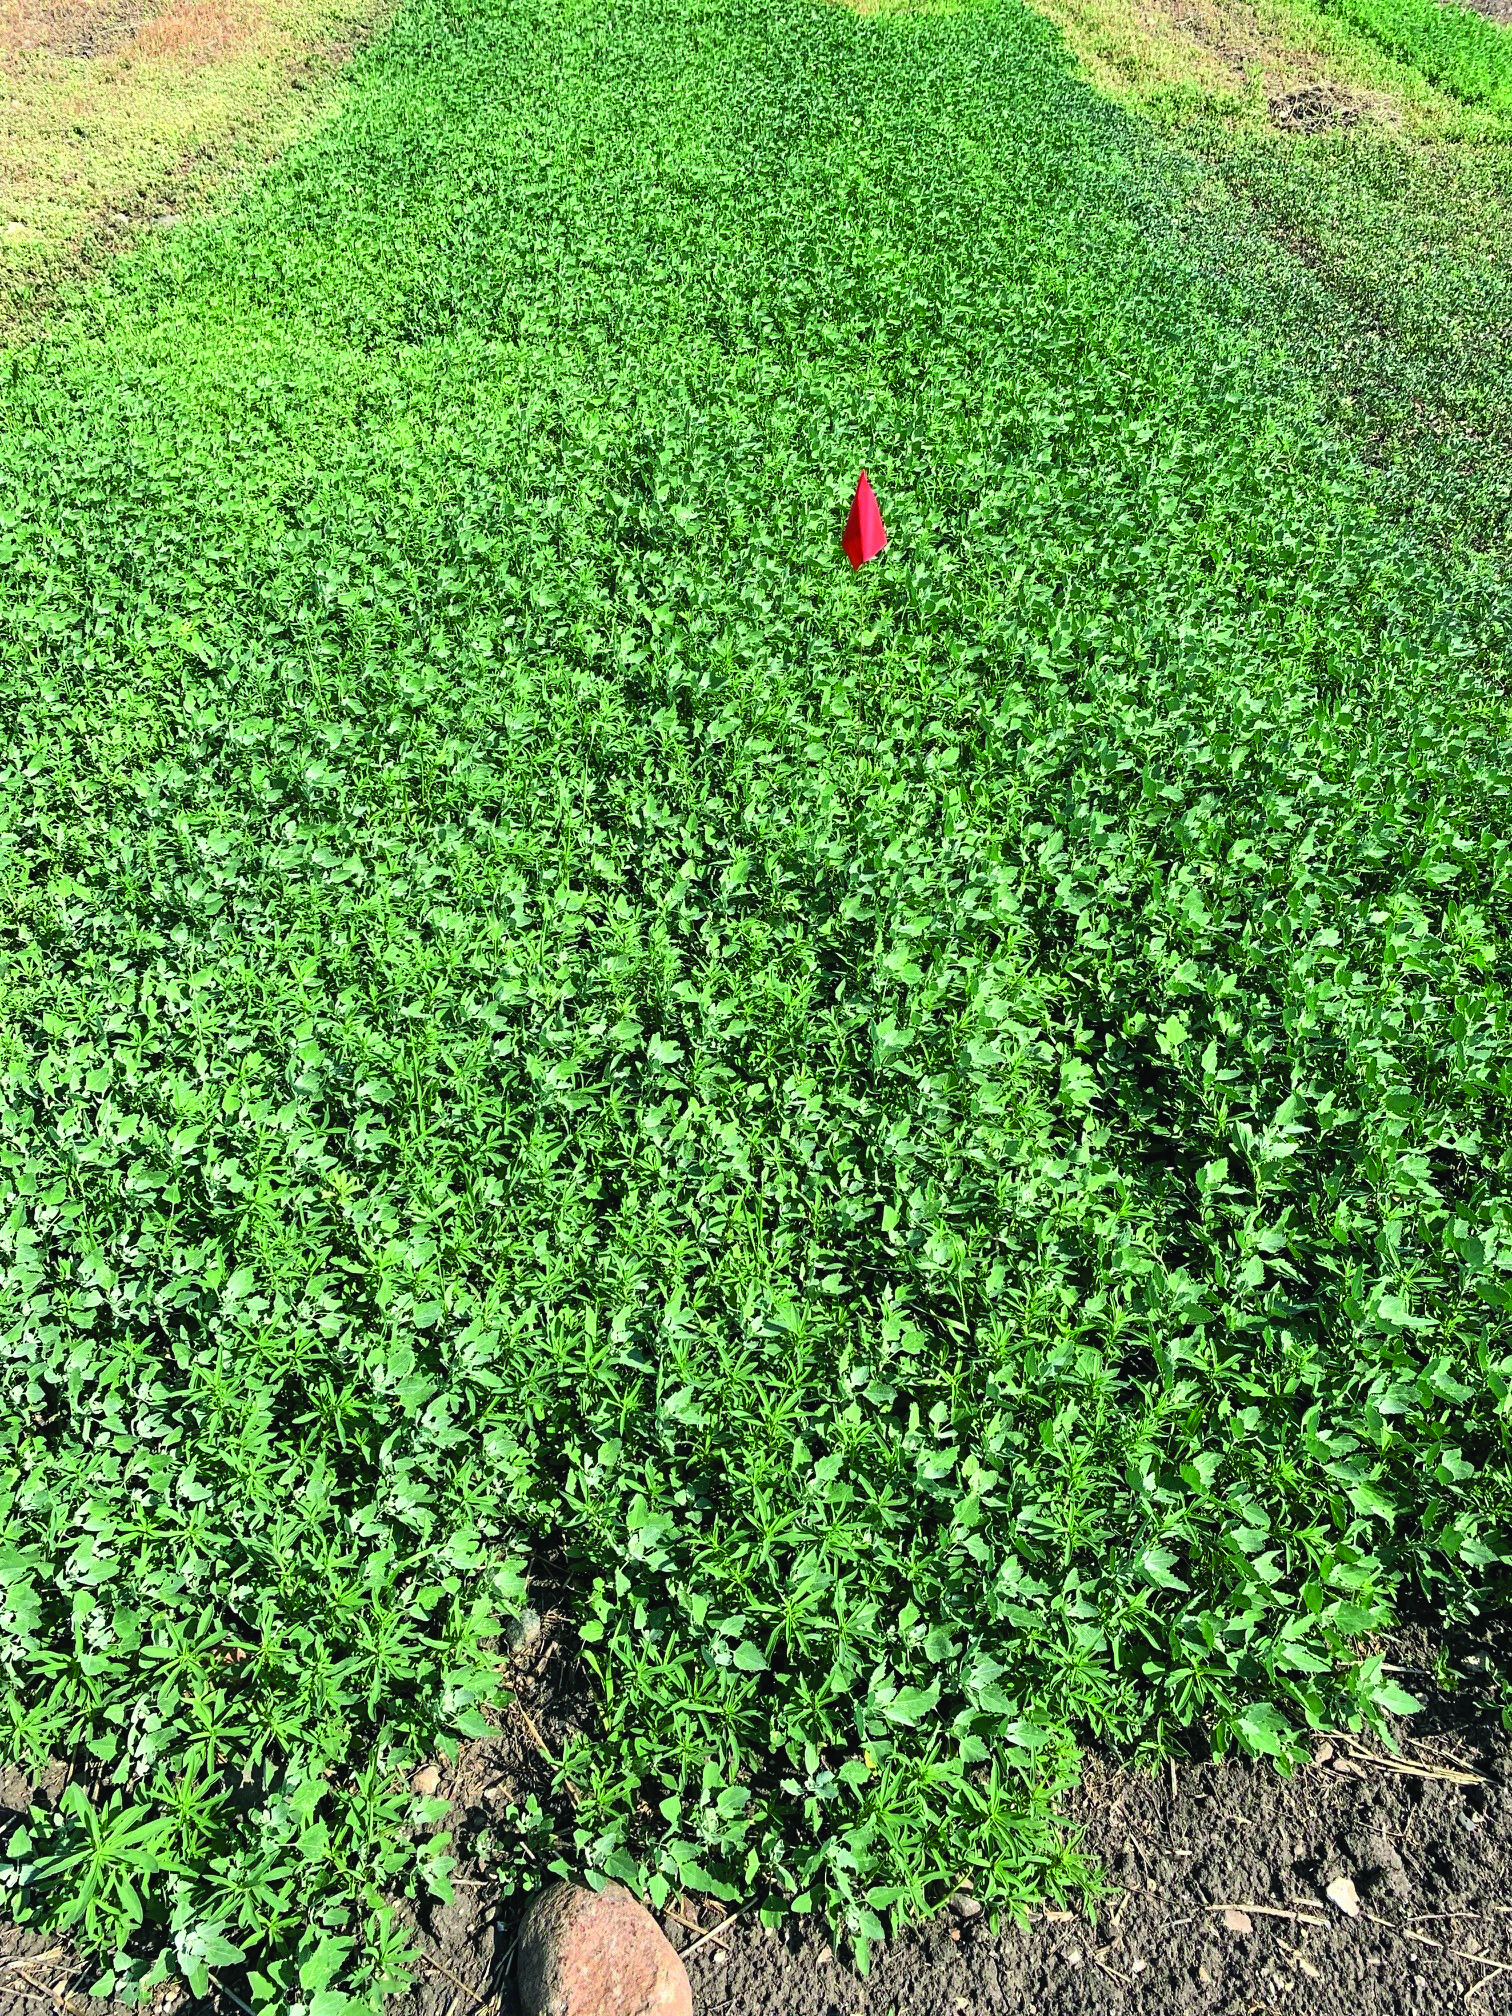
xmin=1455 ymin=0 xmax=1512 ymax=25
xmin=7 ymin=1624 xmax=1512 ymax=2016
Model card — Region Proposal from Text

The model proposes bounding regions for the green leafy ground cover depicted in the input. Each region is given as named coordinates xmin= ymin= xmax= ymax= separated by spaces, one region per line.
xmin=3 ymin=0 xmax=1512 ymax=2004
xmin=1025 ymin=0 xmax=1512 ymax=555
xmin=1152 ymin=122 xmax=1512 ymax=555
xmin=1317 ymin=0 xmax=1512 ymax=107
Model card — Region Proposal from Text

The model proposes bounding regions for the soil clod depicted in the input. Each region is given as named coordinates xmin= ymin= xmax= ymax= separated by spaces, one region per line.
xmin=1326 ymin=1874 xmax=1362 ymax=1917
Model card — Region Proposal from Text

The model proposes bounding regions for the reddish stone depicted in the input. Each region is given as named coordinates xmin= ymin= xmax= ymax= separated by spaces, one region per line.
xmin=517 ymin=1881 xmax=693 ymax=2016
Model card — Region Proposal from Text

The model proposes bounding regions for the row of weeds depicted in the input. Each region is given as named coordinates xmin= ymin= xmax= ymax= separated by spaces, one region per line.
xmin=1316 ymin=0 xmax=1512 ymax=107
xmin=2 ymin=0 xmax=1512 ymax=2005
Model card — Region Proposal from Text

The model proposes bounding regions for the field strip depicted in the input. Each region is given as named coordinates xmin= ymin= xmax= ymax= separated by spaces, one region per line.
xmin=2 ymin=0 xmax=1511 ymax=2004
xmin=0 ymin=0 xmax=393 ymax=333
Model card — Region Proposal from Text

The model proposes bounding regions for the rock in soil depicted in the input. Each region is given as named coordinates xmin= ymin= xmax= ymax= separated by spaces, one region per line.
xmin=517 ymin=1881 xmax=691 ymax=2016
xmin=504 ymin=1606 xmax=543 ymax=1657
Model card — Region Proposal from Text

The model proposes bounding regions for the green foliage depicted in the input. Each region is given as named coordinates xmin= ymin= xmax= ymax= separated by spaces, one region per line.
xmin=1316 ymin=0 xmax=1512 ymax=108
xmin=2 ymin=0 xmax=1512 ymax=2003
xmin=1022 ymin=0 xmax=1512 ymax=550
xmin=1134 ymin=122 xmax=1512 ymax=556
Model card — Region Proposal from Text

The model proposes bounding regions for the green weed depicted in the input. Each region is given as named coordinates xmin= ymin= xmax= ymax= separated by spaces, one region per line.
xmin=1 ymin=0 xmax=1511 ymax=2005
xmin=1316 ymin=0 xmax=1512 ymax=107
xmin=1018 ymin=0 xmax=1512 ymax=554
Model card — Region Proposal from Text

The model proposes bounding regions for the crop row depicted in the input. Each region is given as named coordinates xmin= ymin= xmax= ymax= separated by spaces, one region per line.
xmin=1316 ymin=0 xmax=1512 ymax=108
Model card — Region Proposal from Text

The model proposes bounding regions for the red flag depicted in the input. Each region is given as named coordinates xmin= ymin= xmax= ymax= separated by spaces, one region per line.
xmin=842 ymin=470 xmax=887 ymax=570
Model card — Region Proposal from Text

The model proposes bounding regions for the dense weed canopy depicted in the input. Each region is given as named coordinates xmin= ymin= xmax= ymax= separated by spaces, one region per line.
xmin=1320 ymin=0 xmax=1512 ymax=108
xmin=1 ymin=0 xmax=1510 ymax=2001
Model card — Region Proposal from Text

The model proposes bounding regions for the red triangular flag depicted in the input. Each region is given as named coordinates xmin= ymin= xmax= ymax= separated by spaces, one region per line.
xmin=842 ymin=470 xmax=887 ymax=570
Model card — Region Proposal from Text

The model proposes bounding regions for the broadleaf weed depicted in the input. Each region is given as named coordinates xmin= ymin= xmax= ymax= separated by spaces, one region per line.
xmin=2 ymin=0 xmax=1511 ymax=2002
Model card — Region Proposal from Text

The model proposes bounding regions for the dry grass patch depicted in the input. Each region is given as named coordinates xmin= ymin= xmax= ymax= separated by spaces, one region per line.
xmin=1022 ymin=0 xmax=1443 ymax=133
xmin=129 ymin=0 xmax=254 ymax=68
xmin=0 ymin=0 xmax=388 ymax=328
xmin=0 ymin=0 xmax=145 ymax=59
